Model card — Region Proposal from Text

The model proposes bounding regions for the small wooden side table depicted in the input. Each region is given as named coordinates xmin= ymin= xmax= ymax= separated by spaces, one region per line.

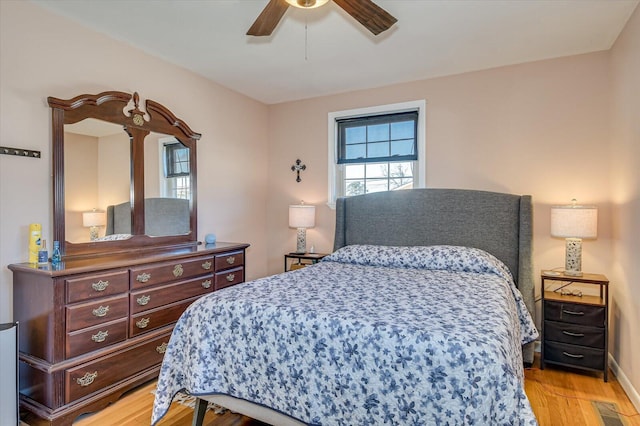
xmin=284 ymin=252 xmax=329 ymax=272
xmin=540 ymin=270 xmax=609 ymax=381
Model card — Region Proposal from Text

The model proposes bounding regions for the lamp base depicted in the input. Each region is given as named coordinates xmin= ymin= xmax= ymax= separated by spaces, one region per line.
xmin=563 ymin=269 xmax=583 ymax=277
xmin=295 ymin=228 xmax=307 ymax=254
xmin=564 ymin=237 xmax=583 ymax=277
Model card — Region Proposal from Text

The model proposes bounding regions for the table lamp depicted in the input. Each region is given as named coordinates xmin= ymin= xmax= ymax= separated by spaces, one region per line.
xmin=83 ymin=209 xmax=106 ymax=241
xmin=289 ymin=202 xmax=315 ymax=254
xmin=550 ymin=199 xmax=597 ymax=276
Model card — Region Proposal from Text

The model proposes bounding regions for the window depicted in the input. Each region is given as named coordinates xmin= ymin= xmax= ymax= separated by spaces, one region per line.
xmin=328 ymin=100 xmax=426 ymax=207
xmin=161 ymin=140 xmax=190 ymax=199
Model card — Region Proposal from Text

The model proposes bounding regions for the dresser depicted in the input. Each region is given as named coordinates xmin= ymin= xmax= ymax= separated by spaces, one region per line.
xmin=10 ymin=242 xmax=248 ymax=425
xmin=540 ymin=271 xmax=609 ymax=381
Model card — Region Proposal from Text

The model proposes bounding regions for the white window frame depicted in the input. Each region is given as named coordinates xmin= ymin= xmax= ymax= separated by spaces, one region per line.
xmin=327 ymin=100 xmax=426 ymax=209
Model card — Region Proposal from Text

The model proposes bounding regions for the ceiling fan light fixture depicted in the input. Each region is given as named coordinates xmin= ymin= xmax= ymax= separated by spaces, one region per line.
xmin=285 ymin=0 xmax=330 ymax=9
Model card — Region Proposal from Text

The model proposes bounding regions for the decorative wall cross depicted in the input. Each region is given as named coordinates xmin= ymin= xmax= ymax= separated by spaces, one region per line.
xmin=291 ymin=159 xmax=307 ymax=183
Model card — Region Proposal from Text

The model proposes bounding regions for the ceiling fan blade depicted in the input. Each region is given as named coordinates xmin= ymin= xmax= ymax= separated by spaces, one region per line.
xmin=332 ymin=0 xmax=397 ymax=35
xmin=247 ymin=0 xmax=290 ymax=36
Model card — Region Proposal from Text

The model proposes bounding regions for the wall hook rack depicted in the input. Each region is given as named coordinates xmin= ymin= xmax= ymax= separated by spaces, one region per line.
xmin=0 ymin=146 xmax=41 ymax=159
xmin=291 ymin=159 xmax=306 ymax=182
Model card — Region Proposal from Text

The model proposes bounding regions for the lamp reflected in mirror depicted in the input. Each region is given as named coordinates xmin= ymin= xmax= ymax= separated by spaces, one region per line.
xmin=83 ymin=209 xmax=106 ymax=241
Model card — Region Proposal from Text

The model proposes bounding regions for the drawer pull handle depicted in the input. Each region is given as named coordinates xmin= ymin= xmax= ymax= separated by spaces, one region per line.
xmin=76 ymin=371 xmax=98 ymax=387
xmin=226 ymin=256 xmax=236 ymax=265
xmin=173 ymin=264 xmax=184 ymax=277
xmin=562 ymin=309 xmax=585 ymax=316
xmin=137 ymin=272 xmax=151 ymax=283
xmin=562 ymin=351 xmax=585 ymax=359
xmin=91 ymin=330 xmax=108 ymax=343
xmin=226 ymin=273 xmax=235 ymax=282
xmin=562 ymin=330 xmax=585 ymax=337
xmin=156 ymin=342 xmax=168 ymax=354
xmin=91 ymin=280 xmax=109 ymax=292
xmin=137 ymin=295 xmax=151 ymax=306
xmin=136 ymin=318 xmax=150 ymax=329
xmin=202 ymin=261 xmax=212 ymax=270
xmin=92 ymin=305 xmax=110 ymax=317
xmin=202 ymin=279 xmax=212 ymax=289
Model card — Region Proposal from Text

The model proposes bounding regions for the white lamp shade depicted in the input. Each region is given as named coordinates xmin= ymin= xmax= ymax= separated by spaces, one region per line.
xmin=289 ymin=205 xmax=315 ymax=228
xmin=550 ymin=205 xmax=597 ymax=239
xmin=83 ymin=211 xmax=106 ymax=227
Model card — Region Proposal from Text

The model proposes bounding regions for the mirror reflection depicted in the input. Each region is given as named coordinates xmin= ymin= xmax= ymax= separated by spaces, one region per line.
xmin=64 ymin=119 xmax=130 ymax=243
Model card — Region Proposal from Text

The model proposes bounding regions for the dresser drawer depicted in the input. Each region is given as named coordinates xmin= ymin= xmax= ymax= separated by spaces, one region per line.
xmin=130 ymin=296 xmax=200 ymax=337
xmin=215 ymin=266 xmax=244 ymax=290
xmin=66 ymin=318 xmax=128 ymax=359
xmin=215 ymin=251 xmax=244 ymax=271
xmin=544 ymin=320 xmax=605 ymax=349
xmin=130 ymin=275 xmax=213 ymax=314
xmin=544 ymin=300 xmax=605 ymax=326
xmin=66 ymin=295 xmax=129 ymax=332
xmin=65 ymin=332 xmax=171 ymax=403
xmin=544 ymin=341 xmax=605 ymax=371
xmin=66 ymin=271 xmax=129 ymax=303
xmin=130 ymin=256 xmax=215 ymax=289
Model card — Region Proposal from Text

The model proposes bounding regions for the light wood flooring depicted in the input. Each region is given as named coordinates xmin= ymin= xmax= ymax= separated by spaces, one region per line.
xmin=62 ymin=356 xmax=638 ymax=425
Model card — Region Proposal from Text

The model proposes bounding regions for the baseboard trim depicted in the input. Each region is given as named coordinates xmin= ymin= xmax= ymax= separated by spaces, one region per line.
xmin=608 ymin=353 xmax=640 ymax=413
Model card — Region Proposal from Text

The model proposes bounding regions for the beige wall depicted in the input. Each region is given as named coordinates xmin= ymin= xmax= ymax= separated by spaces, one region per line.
xmin=610 ymin=5 xmax=640 ymax=408
xmin=0 ymin=1 xmax=270 ymax=320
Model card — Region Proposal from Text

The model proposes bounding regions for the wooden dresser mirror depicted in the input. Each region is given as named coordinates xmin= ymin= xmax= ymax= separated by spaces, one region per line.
xmin=48 ymin=91 xmax=201 ymax=258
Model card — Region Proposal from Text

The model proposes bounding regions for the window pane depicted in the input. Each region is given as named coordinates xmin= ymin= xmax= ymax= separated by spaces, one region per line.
xmin=390 ymin=177 xmax=413 ymax=190
xmin=367 ymin=142 xmax=389 ymax=159
xmin=391 ymin=120 xmax=415 ymax=140
xmin=365 ymin=179 xmax=389 ymax=194
xmin=365 ymin=163 xmax=388 ymax=178
xmin=345 ymin=180 xmax=365 ymax=196
xmin=345 ymin=144 xmax=366 ymax=160
xmin=345 ymin=126 xmax=366 ymax=144
xmin=390 ymin=140 xmax=415 ymax=157
xmin=389 ymin=162 xmax=414 ymax=178
xmin=345 ymin=164 xmax=364 ymax=179
xmin=367 ymin=124 xmax=389 ymax=142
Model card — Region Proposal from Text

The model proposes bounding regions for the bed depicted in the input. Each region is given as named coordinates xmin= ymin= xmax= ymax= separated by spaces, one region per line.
xmin=151 ymin=188 xmax=538 ymax=425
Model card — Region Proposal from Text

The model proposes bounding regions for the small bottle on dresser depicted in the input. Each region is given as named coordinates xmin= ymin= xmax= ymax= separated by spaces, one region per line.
xmin=38 ymin=239 xmax=48 ymax=265
xmin=51 ymin=240 xmax=61 ymax=264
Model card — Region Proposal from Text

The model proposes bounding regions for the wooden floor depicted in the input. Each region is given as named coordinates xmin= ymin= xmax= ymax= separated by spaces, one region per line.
xmin=65 ymin=356 xmax=639 ymax=425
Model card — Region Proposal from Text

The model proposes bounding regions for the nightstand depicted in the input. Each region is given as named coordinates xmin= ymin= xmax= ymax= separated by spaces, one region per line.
xmin=284 ymin=252 xmax=328 ymax=272
xmin=540 ymin=270 xmax=609 ymax=381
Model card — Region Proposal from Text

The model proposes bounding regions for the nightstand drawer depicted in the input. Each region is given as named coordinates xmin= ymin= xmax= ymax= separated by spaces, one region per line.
xmin=544 ymin=321 xmax=605 ymax=349
xmin=544 ymin=300 xmax=605 ymax=326
xmin=544 ymin=341 xmax=604 ymax=370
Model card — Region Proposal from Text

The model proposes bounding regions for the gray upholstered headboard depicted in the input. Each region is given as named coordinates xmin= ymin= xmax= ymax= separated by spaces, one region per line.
xmin=334 ymin=188 xmax=535 ymax=364
xmin=105 ymin=197 xmax=190 ymax=237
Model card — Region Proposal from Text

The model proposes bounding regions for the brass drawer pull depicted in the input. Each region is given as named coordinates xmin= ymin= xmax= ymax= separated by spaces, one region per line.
xmin=226 ymin=256 xmax=236 ymax=265
xmin=562 ymin=351 xmax=585 ymax=359
xmin=202 ymin=261 xmax=212 ymax=270
xmin=173 ymin=264 xmax=183 ymax=277
xmin=562 ymin=330 xmax=585 ymax=337
xmin=137 ymin=272 xmax=151 ymax=283
xmin=91 ymin=280 xmax=109 ymax=292
xmin=92 ymin=305 xmax=110 ymax=317
xmin=226 ymin=273 xmax=235 ymax=282
xmin=202 ymin=279 xmax=212 ymax=289
xmin=156 ymin=342 xmax=168 ymax=354
xmin=76 ymin=371 xmax=98 ymax=387
xmin=91 ymin=330 xmax=108 ymax=343
xmin=136 ymin=318 xmax=150 ymax=329
xmin=137 ymin=295 xmax=151 ymax=306
xmin=562 ymin=309 xmax=585 ymax=316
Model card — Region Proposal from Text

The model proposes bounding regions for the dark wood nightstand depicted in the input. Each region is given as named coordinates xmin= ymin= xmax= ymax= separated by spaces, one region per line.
xmin=540 ymin=270 xmax=609 ymax=381
xmin=284 ymin=252 xmax=328 ymax=272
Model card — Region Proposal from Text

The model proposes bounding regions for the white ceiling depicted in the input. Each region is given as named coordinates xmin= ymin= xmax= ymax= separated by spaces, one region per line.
xmin=33 ymin=0 xmax=638 ymax=105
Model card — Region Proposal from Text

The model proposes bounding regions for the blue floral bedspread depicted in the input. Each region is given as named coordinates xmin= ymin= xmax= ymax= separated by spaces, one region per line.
xmin=152 ymin=245 xmax=538 ymax=425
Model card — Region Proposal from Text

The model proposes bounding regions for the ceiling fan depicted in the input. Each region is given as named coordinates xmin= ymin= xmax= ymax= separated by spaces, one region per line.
xmin=247 ymin=0 xmax=397 ymax=37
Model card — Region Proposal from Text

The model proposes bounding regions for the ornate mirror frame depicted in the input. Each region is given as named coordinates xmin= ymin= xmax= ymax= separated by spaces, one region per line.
xmin=49 ymin=91 xmax=201 ymax=258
